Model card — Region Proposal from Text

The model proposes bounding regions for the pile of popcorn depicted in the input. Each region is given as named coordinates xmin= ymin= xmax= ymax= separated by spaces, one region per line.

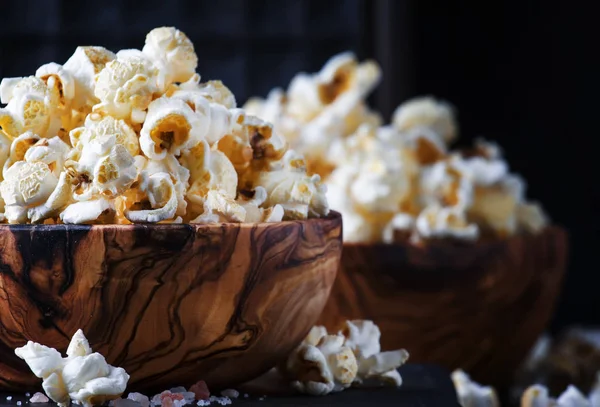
xmin=245 ymin=54 xmax=548 ymax=243
xmin=281 ymin=320 xmax=409 ymax=396
xmin=0 ymin=27 xmax=328 ymax=225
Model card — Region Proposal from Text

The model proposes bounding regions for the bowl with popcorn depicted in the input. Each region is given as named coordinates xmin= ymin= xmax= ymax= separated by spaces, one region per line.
xmin=0 ymin=27 xmax=342 ymax=393
xmin=244 ymin=54 xmax=568 ymax=387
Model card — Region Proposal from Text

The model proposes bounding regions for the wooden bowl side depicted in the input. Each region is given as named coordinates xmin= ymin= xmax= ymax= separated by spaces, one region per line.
xmin=0 ymin=213 xmax=342 ymax=392
xmin=318 ymin=226 xmax=568 ymax=387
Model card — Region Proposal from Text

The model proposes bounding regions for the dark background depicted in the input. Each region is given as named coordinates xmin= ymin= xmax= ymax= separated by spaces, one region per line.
xmin=0 ymin=0 xmax=596 ymax=331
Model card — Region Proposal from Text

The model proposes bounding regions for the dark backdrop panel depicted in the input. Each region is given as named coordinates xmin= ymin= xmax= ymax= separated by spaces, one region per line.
xmin=0 ymin=0 xmax=597 ymax=331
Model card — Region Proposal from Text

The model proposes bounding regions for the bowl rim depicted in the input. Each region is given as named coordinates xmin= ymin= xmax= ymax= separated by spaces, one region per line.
xmin=0 ymin=210 xmax=342 ymax=230
xmin=342 ymin=224 xmax=567 ymax=249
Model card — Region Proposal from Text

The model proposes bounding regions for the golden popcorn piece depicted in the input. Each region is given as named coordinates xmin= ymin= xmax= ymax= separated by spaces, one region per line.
xmin=36 ymin=62 xmax=76 ymax=112
xmin=0 ymin=76 xmax=62 ymax=139
xmin=93 ymin=56 xmax=159 ymax=123
xmin=3 ymin=131 xmax=41 ymax=174
xmin=392 ymin=96 xmax=458 ymax=144
xmin=125 ymin=171 xmax=178 ymax=223
xmin=414 ymin=203 xmax=479 ymax=242
xmin=285 ymin=334 xmax=358 ymax=396
xmin=139 ymin=96 xmax=202 ymax=160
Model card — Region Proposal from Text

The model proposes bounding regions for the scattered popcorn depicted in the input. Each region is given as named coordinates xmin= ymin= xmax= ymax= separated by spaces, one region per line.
xmin=282 ymin=320 xmax=407 ymax=396
xmin=14 ymin=329 xmax=130 ymax=407
xmin=0 ymin=27 xmax=327 ymax=225
xmin=451 ymin=370 xmax=499 ymax=407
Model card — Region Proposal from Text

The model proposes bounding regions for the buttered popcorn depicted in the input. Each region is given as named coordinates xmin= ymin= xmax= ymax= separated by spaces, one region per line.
xmin=324 ymin=98 xmax=548 ymax=243
xmin=0 ymin=27 xmax=328 ymax=225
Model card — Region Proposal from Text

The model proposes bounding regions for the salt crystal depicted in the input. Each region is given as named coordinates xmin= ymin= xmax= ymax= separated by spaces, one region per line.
xmin=128 ymin=393 xmax=150 ymax=407
xmin=25 ymin=393 xmax=30 ymax=397
xmin=170 ymin=387 xmax=187 ymax=394
xmin=243 ymin=394 xmax=249 ymax=398
xmin=30 ymin=393 xmax=49 ymax=404
xmin=196 ymin=400 xmax=211 ymax=406
xmin=181 ymin=392 xmax=196 ymax=402
xmin=17 ymin=402 xmax=22 ymax=406
xmin=6 ymin=396 xmax=12 ymax=400
xmin=189 ymin=380 xmax=210 ymax=400
xmin=115 ymin=399 xmax=142 ymax=407
xmin=173 ymin=400 xmax=186 ymax=407
xmin=161 ymin=396 xmax=174 ymax=407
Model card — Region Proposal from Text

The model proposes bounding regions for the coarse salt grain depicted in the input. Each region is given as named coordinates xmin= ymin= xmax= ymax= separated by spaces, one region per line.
xmin=170 ymin=387 xmax=187 ymax=394
xmin=190 ymin=381 xmax=210 ymax=400
xmin=128 ymin=392 xmax=150 ymax=407
xmin=29 ymin=393 xmax=49 ymax=404
xmin=17 ymin=402 xmax=22 ymax=406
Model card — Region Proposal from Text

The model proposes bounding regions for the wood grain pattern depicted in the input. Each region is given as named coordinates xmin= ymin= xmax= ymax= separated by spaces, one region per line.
xmin=0 ymin=212 xmax=342 ymax=393
xmin=318 ymin=226 xmax=568 ymax=388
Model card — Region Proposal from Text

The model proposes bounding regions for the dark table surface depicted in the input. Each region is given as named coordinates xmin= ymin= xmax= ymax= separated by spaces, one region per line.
xmin=0 ymin=364 xmax=459 ymax=407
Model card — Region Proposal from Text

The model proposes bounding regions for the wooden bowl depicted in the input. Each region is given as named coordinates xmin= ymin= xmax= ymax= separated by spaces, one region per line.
xmin=318 ymin=226 xmax=568 ymax=388
xmin=0 ymin=212 xmax=342 ymax=392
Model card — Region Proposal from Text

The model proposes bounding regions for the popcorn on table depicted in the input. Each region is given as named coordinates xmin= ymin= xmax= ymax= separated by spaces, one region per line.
xmin=0 ymin=27 xmax=328 ymax=225
xmin=15 ymin=329 xmax=129 ymax=407
xmin=282 ymin=320 xmax=409 ymax=396
xmin=451 ymin=370 xmax=499 ymax=407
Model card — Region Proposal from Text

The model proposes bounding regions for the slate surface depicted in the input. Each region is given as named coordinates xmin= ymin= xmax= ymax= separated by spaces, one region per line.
xmin=0 ymin=364 xmax=459 ymax=407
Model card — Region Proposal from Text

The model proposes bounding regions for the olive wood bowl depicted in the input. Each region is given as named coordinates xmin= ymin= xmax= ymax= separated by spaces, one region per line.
xmin=0 ymin=211 xmax=342 ymax=392
xmin=318 ymin=226 xmax=568 ymax=388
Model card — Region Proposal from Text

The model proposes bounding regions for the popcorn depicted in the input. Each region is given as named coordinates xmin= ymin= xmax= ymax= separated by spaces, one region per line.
xmin=142 ymin=27 xmax=198 ymax=85
xmin=521 ymin=384 xmax=597 ymax=407
xmin=0 ymin=27 xmax=328 ymax=225
xmin=0 ymin=76 xmax=62 ymax=139
xmin=283 ymin=320 xmax=407 ymax=396
xmin=243 ymin=52 xmax=381 ymax=179
xmin=140 ymin=96 xmax=203 ymax=160
xmin=451 ymin=370 xmax=499 ymax=407
xmin=285 ymin=333 xmax=358 ymax=396
xmin=392 ymin=96 xmax=458 ymax=144
xmin=63 ymin=46 xmax=116 ymax=111
xmin=415 ymin=204 xmax=479 ymax=242
xmin=341 ymin=320 xmax=409 ymax=386
xmin=93 ymin=55 xmax=159 ymax=123
xmin=15 ymin=329 xmax=130 ymax=407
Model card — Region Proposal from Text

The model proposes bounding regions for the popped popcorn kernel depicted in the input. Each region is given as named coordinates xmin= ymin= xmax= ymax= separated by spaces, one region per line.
xmin=0 ymin=27 xmax=328 ymax=225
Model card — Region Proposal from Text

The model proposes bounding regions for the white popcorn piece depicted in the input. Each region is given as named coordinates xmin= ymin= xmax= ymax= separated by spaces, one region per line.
xmin=142 ymin=27 xmax=198 ymax=85
xmin=382 ymin=213 xmax=415 ymax=243
xmin=70 ymin=113 xmax=140 ymax=157
xmin=140 ymin=96 xmax=203 ymax=160
xmin=93 ymin=55 xmax=159 ymax=123
xmin=0 ymin=76 xmax=62 ymax=139
xmin=419 ymin=160 xmax=474 ymax=210
xmin=517 ymin=202 xmax=549 ymax=233
xmin=36 ymin=62 xmax=76 ymax=111
xmin=341 ymin=320 xmax=409 ymax=386
xmin=235 ymin=186 xmax=284 ymax=223
xmin=63 ymin=46 xmax=116 ymax=110
xmin=2 ymin=131 xmax=41 ymax=174
xmin=60 ymin=198 xmax=112 ymax=224
xmin=27 ymin=170 xmax=73 ymax=223
xmin=286 ymin=334 xmax=358 ymax=396
xmin=125 ymin=172 xmax=178 ymax=223
xmin=451 ymin=370 xmax=499 ymax=407
xmin=392 ymin=96 xmax=458 ymax=144
xmin=15 ymin=329 xmax=130 ymax=407
xmin=415 ymin=204 xmax=479 ymax=241
xmin=192 ymin=189 xmax=246 ymax=223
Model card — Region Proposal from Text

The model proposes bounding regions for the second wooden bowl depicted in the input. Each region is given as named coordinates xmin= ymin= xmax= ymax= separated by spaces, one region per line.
xmin=0 ymin=212 xmax=342 ymax=392
xmin=318 ymin=226 xmax=568 ymax=388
